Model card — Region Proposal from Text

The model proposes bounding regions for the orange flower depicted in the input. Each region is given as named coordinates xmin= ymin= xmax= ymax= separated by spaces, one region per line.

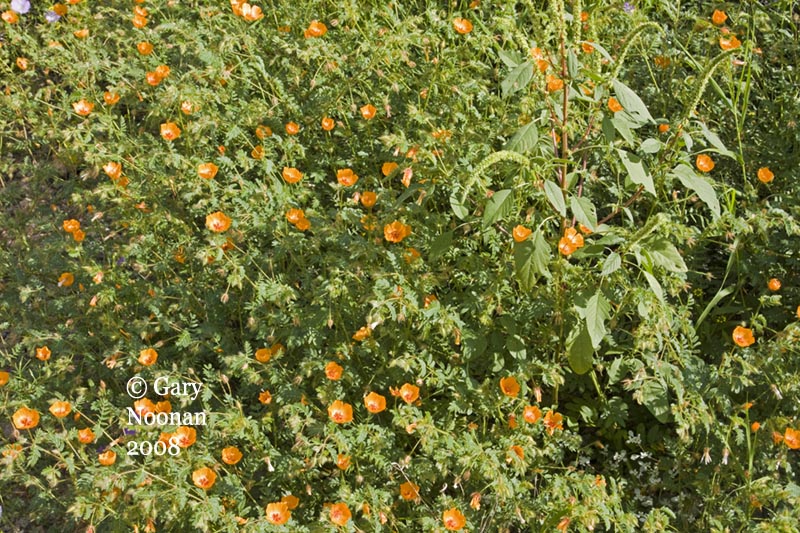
xmin=16 ymin=57 xmax=28 ymax=70
xmin=360 ymin=104 xmax=377 ymax=120
xmin=72 ymin=99 xmax=94 ymax=116
xmin=556 ymin=517 xmax=571 ymax=532
xmin=265 ymin=502 xmax=291 ymax=525
xmin=255 ymin=124 xmax=272 ymax=139
xmin=401 ymin=167 xmax=413 ymax=187
xmin=155 ymin=65 xmax=170 ymax=79
xmin=442 ymin=508 xmax=466 ymax=530
xmin=399 ymin=481 xmax=420 ymax=501
xmin=173 ymin=426 xmax=197 ymax=448
xmin=98 ymin=449 xmax=116 ymax=466
xmin=103 ymin=91 xmax=119 ymax=105
xmin=508 ymin=445 xmax=524 ymax=461
xmin=206 ymin=211 xmax=232 ymax=232
xmin=360 ymin=191 xmax=377 ymax=208
xmin=160 ymin=122 xmax=181 ymax=141
xmin=329 ymin=503 xmax=351 ymax=526
xmin=337 ymin=168 xmax=359 ymax=187
xmin=137 ymin=41 xmax=153 ymax=54
xmin=138 ymin=348 xmax=158 ymax=366
xmin=133 ymin=398 xmax=156 ymax=417
xmin=155 ymin=400 xmax=171 ymax=413
xmin=382 ymin=162 xmax=398 ymax=176
xmin=546 ymin=75 xmax=564 ymax=92
xmin=72 ymin=229 xmax=85 ymax=242
xmin=325 ymin=361 xmax=343 ymax=380
xmin=321 ymin=116 xmax=335 ymax=131
xmin=181 ymin=101 xmax=194 ymax=114
xmin=2 ymin=10 xmax=20 ymax=24
xmin=508 ymin=413 xmax=518 ymax=429
xmin=719 ymin=35 xmax=741 ymax=51
xmin=295 ymin=218 xmax=311 ymax=231
xmin=285 ymin=121 xmax=300 ymax=135
xmin=78 ymin=428 xmax=95 ymax=444
xmin=258 ymin=390 xmax=272 ymax=404
xmin=63 ymin=219 xmax=80 ymax=233
xmin=282 ymin=167 xmax=303 ymax=184
xmin=581 ymin=41 xmax=594 ymax=54
xmin=732 ymin=326 xmax=755 ymax=348
xmin=222 ymin=446 xmax=243 ymax=465
xmin=364 ymin=392 xmax=387 ymax=414
xmin=58 ymin=272 xmax=75 ymax=287
xmin=558 ymin=227 xmax=585 ymax=256
xmin=500 ymin=376 xmax=520 ymax=397
xmin=757 ymin=167 xmax=774 ymax=184
xmin=103 ymin=161 xmax=122 ymax=180
xmin=255 ymin=347 xmax=272 ymax=363
xmin=452 ymin=18 xmax=473 ymax=34
xmin=797 ymin=305 xmax=800 ymax=320
xmin=696 ymin=154 xmax=715 ymax=172
xmin=352 ymin=326 xmax=371 ymax=341
xmin=530 ymin=47 xmax=549 ymax=72
xmin=304 ymin=20 xmax=327 ymax=38
xmin=470 ymin=492 xmax=481 ymax=510
xmin=12 ymin=407 xmax=40 ymax=429
xmin=399 ymin=383 xmax=420 ymax=404
xmin=250 ymin=144 xmax=264 ymax=157
xmin=133 ymin=5 xmax=148 ymax=17
xmin=512 ymin=225 xmax=531 ymax=243
xmin=523 ymin=405 xmax=542 ymax=423
xmin=281 ymin=494 xmax=299 ymax=510
xmin=241 ymin=3 xmax=263 ymax=21
xmin=146 ymin=71 xmax=162 ymax=86
xmin=658 ymin=123 xmax=670 ymax=133
xmin=36 ymin=346 xmax=51 ymax=361
xmin=132 ymin=14 xmax=148 ymax=28
xmin=544 ymin=410 xmax=564 ymax=435
xmin=784 ymin=428 xmax=800 ymax=450
xmin=712 ymin=9 xmax=727 ymax=25
xmin=192 ymin=467 xmax=217 ymax=490
xmin=328 ymin=400 xmax=353 ymax=424
xmin=198 ymin=163 xmax=219 ymax=180
xmin=767 ymin=278 xmax=781 ymax=291
xmin=751 ymin=422 xmax=761 ymax=433
xmin=384 ymin=220 xmax=412 ymax=243
xmin=607 ymin=97 xmax=623 ymax=113
xmin=0 ymin=371 xmax=8 ymax=386
xmin=286 ymin=209 xmax=306 ymax=225
xmin=336 ymin=453 xmax=351 ymax=470
xmin=49 ymin=400 xmax=72 ymax=418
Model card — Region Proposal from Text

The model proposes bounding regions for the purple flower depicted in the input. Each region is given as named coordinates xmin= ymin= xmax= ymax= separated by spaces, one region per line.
xmin=116 ymin=257 xmax=126 ymax=266
xmin=623 ymin=2 xmax=634 ymax=13
xmin=10 ymin=0 xmax=30 ymax=15
xmin=45 ymin=10 xmax=61 ymax=23
xmin=123 ymin=428 xmax=137 ymax=436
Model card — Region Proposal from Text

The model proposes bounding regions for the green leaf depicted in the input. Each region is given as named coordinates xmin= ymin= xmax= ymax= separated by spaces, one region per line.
xmin=601 ymin=252 xmax=621 ymax=277
xmin=640 ymin=138 xmax=661 ymax=154
xmin=501 ymin=60 xmax=534 ymax=98
xmin=671 ymin=164 xmax=721 ymax=219
xmin=602 ymin=115 xmax=615 ymax=143
xmin=570 ymin=196 xmax=597 ymax=231
xmin=482 ymin=189 xmax=514 ymax=227
xmin=514 ymin=230 xmax=550 ymax=290
xmin=544 ymin=180 xmax=566 ymax=217
xmin=611 ymin=116 xmax=636 ymax=145
xmin=697 ymin=121 xmax=737 ymax=159
xmin=607 ymin=358 xmax=627 ymax=384
xmin=450 ymin=191 xmax=469 ymax=220
xmin=507 ymin=334 xmax=526 ymax=359
xmin=498 ymin=49 xmax=522 ymax=68
xmin=429 ymin=231 xmax=453 ymax=260
xmin=617 ymin=149 xmax=655 ymax=196
xmin=585 ymin=290 xmax=610 ymax=348
xmin=641 ymin=380 xmax=671 ymax=423
xmin=568 ymin=325 xmax=594 ymax=375
xmin=643 ymin=237 xmax=688 ymax=272
xmin=504 ymin=121 xmax=539 ymax=153
xmin=612 ymin=79 xmax=653 ymax=126
xmin=642 ymin=270 xmax=665 ymax=302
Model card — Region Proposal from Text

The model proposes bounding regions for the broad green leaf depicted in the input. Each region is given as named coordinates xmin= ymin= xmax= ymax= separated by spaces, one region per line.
xmin=514 ymin=230 xmax=550 ymax=290
xmin=450 ymin=192 xmax=469 ymax=220
xmin=643 ymin=237 xmax=688 ymax=272
xmin=498 ymin=49 xmax=522 ymax=68
xmin=612 ymin=79 xmax=653 ymax=126
xmin=567 ymin=49 xmax=580 ymax=78
xmin=501 ymin=60 xmax=534 ymax=97
xmin=507 ymin=334 xmax=526 ymax=359
xmin=568 ymin=325 xmax=594 ymax=375
xmin=429 ymin=231 xmax=453 ymax=260
xmin=607 ymin=357 xmax=627 ymax=384
xmin=601 ymin=252 xmax=622 ymax=277
xmin=611 ymin=116 xmax=636 ymax=145
xmin=544 ymin=180 xmax=566 ymax=216
xmin=570 ymin=196 xmax=598 ymax=231
xmin=617 ymin=149 xmax=656 ymax=196
xmin=698 ymin=121 xmax=737 ymax=159
xmin=642 ymin=270 xmax=665 ymax=302
xmin=585 ymin=290 xmax=610 ymax=348
xmin=640 ymin=138 xmax=661 ymax=154
xmin=696 ymin=286 xmax=734 ymax=328
xmin=482 ymin=189 xmax=514 ymax=227
xmin=504 ymin=121 xmax=539 ymax=153
xmin=671 ymin=164 xmax=721 ymax=219
xmin=602 ymin=115 xmax=615 ymax=143
xmin=641 ymin=380 xmax=671 ymax=423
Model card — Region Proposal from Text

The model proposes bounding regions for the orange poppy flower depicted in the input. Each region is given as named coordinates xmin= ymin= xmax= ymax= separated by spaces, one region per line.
xmin=581 ymin=41 xmax=594 ymax=54
xmin=133 ymin=398 xmax=156 ymax=416
xmin=732 ymin=326 xmax=755 ymax=347
xmin=529 ymin=47 xmax=550 ymax=72
xmin=337 ymin=168 xmax=359 ymax=187
xmin=13 ymin=407 xmax=40 ymax=429
xmin=295 ymin=218 xmax=311 ymax=231
xmin=63 ymin=219 xmax=80 ymax=233
xmin=222 ymin=446 xmax=243 ymax=465
xmin=321 ymin=116 xmax=335 ymax=131
xmin=138 ymin=348 xmax=158 ymax=366
xmin=198 ymin=163 xmax=219 ymax=180
xmin=258 ymin=390 xmax=272 ymax=404
xmin=512 ymin=225 xmax=531 ymax=243
xmin=364 ymin=392 xmax=386 ymax=414
xmin=558 ymin=227 xmax=585 ymax=256
xmin=103 ymin=161 xmax=122 ymax=180
xmin=78 ymin=428 xmax=95 ymax=443
xmin=72 ymin=229 xmax=85 ymax=242
xmin=155 ymin=65 xmax=170 ymax=79
xmin=658 ymin=123 xmax=670 ymax=133
xmin=192 ymin=467 xmax=217 ymax=490
xmin=180 ymin=101 xmax=194 ymax=114
xmin=696 ymin=154 xmax=715 ymax=172
xmin=757 ymin=167 xmax=774 ymax=183
xmin=132 ymin=14 xmax=147 ymax=28
xmin=304 ymin=20 xmax=327 ymax=38
xmin=607 ymin=97 xmax=623 ymax=113
xmin=16 ymin=57 xmax=29 ymax=71
xmin=325 ymin=361 xmax=343 ymax=380
xmin=328 ymin=400 xmax=354 ymax=424
xmin=36 ymin=346 xmax=51 ymax=361
xmin=359 ymin=191 xmax=377 ymax=208
xmin=399 ymin=383 xmax=420 ymax=404
xmin=49 ymin=400 xmax=72 ymax=418
xmin=285 ymin=209 xmax=304 ymax=225
xmin=241 ymin=3 xmax=263 ymax=21
xmin=336 ymin=453 xmax=351 ymax=470
xmin=146 ymin=71 xmax=162 ymax=86
xmin=206 ymin=211 xmax=232 ymax=232
xmin=174 ymin=426 xmax=197 ymax=448
xmin=265 ymin=502 xmax=290 ymax=525
xmin=384 ymin=220 xmax=411 ymax=243
xmin=255 ymin=124 xmax=272 ymax=139
xmin=155 ymin=400 xmax=171 ymax=413
xmin=500 ymin=376 xmax=520 ymax=397
xmin=58 ymin=272 xmax=75 ymax=287
xmin=557 ymin=517 xmax=571 ymax=532
xmin=329 ymin=503 xmax=351 ymax=526
xmin=103 ymin=91 xmax=119 ymax=105
xmin=98 ymin=449 xmax=116 ymax=465
xmin=137 ymin=41 xmax=153 ymax=54
xmin=399 ymin=481 xmax=420 ymax=501
xmin=255 ymin=347 xmax=272 ymax=363
xmin=285 ymin=121 xmax=300 ymax=135
xmin=0 ymin=371 xmax=8 ymax=386
xmin=508 ymin=445 xmax=524 ymax=460
xmin=523 ymin=405 xmax=542 ymax=423
xmin=751 ymin=421 xmax=761 ymax=433
xmin=546 ymin=75 xmax=564 ymax=92
xmin=160 ymin=122 xmax=181 ymax=141
xmin=712 ymin=10 xmax=727 ymax=25
xmin=2 ymin=10 xmax=19 ymax=24
xmin=281 ymin=494 xmax=300 ymax=510
xmin=72 ymin=99 xmax=94 ymax=116
xmin=719 ymin=35 xmax=741 ymax=51
xmin=382 ymin=162 xmax=398 ymax=176
xmin=442 ymin=508 xmax=466 ymax=530
xmin=767 ymin=278 xmax=781 ymax=291
xmin=452 ymin=18 xmax=473 ymax=34
xmin=785 ymin=428 xmax=800 ymax=450
xmin=796 ymin=305 xmax=800 ymax=320
xmin=133 ymin=5 xmax=148 ymax=16
xmin=544 ymin=410 xmax=564 ymax=435
xmin=360 ymin=104 xmax=377 ymax=120
xmin=282 ymin=167 xmax=303 ymax=184
xmin=508 ymin=413 xmax=518 ymax=428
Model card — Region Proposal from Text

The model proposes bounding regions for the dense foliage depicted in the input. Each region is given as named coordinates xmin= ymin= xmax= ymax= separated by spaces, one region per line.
xmin=1 ymin=0 xmax=799 ymax=531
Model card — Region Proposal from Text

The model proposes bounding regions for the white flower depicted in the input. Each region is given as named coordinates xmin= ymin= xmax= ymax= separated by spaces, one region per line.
xmin=701 ymin=448 xmax=712 ymax=464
